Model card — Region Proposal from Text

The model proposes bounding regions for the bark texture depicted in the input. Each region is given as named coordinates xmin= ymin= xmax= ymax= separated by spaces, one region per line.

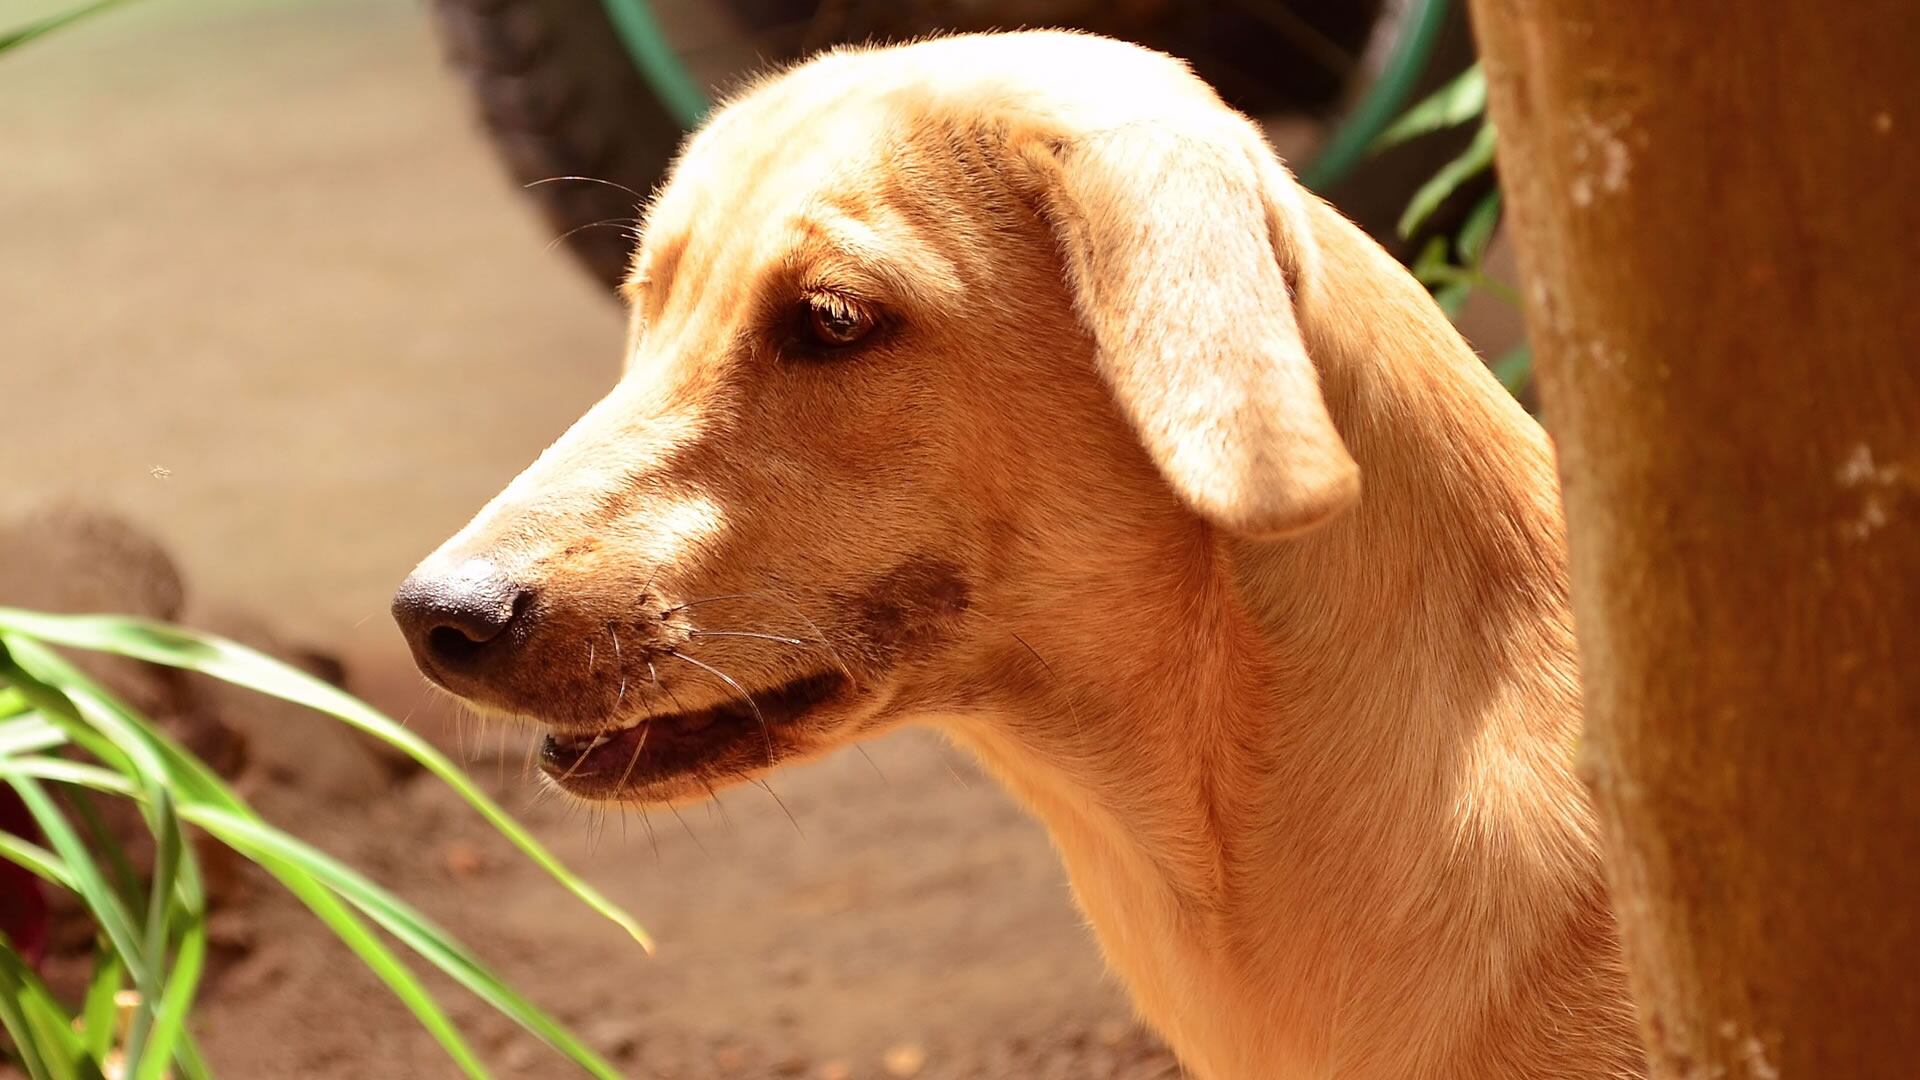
xmin=1464 ymin=3 xmax=1920 ymax=1077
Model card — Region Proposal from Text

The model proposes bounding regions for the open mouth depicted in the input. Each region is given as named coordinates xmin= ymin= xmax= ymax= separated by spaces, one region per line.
xmin=538 ymin=670 xmax=848 ymax=797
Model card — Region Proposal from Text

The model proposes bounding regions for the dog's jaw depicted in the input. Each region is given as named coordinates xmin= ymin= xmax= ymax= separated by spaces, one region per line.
xmin=537 ymin=669 xmax=849 ymax=800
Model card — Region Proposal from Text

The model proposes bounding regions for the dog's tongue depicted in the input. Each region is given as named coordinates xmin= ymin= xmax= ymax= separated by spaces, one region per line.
xmin=540 ymin=723 xmax=650 ymax=778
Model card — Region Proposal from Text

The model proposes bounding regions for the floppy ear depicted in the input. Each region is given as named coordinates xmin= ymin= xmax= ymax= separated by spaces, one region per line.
xmin=1016 ymin=116 xmax=1360 ymax=539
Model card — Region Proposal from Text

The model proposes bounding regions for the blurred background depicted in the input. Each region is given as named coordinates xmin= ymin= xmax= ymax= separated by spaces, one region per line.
xmin=1 ymin=0 xmax=1520 ymax=1075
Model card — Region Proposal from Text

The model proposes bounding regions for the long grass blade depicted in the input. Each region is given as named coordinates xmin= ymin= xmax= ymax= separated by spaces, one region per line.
xmin=5 ymin=776 xmax=151 ymax=993
xmin=0 ymin=825 xmax=73 ymax=889
xmin=123 ymin=792 xmax=192 ymax=1072
xmin=0 ymin=756 xmax=491 ymax=1079
xmin=0 ymin=713 xmax=67 ymax=757
xmin=1372 ymin=64 xmax=1487 ymax=152
xmin=252 ymin=850 xmax=491 ymax=1079
xmin=0 ymin=0 xmax=139 ymax=54
xmin=1397 ymin=122 xmax=1498 ymax=239
xmin=131 ymin=911 xmax=206 ymax=1080
xmin=0 ymin=610 xmax=651 ymax=951
xmin=186 ymin=805 xmax=624 ymax=1079
xmin=79 ymin=945 xmax=125 ymax=1065
xmin=0 ymin=942 xmax=93 ymax=1080
xmin=0 ymin=957 xmax=56 ymax=1080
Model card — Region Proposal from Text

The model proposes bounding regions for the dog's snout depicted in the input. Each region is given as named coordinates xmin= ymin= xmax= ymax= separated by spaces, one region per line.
xmin=391 ymin=559 xmax=533 ymax=677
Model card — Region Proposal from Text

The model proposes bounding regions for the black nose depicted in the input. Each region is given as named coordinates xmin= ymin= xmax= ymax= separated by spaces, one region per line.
xmin=391 ymin=560 xmax=533 ymax=677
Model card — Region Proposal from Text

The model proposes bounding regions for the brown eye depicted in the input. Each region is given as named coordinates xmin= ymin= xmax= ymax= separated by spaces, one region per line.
xmin=800 ymin=293 xmax=875 ymax=349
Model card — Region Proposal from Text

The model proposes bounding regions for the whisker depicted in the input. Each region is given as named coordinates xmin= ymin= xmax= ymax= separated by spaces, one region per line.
xmin=587 ymin=806 xmax=606 ymax=854
xmin=666 ymin=802 xmax=708 ymax=856
xmin=661 ymin=593 xmax=761 ymax=614
xmin=853 ymin=744 xmax=888 ymax=785
xmin=610 ymin=626 xmax=630 ymax=711
xmin=700 ymin=777 xmax=734 ymax=831
xmin=525 ymin=174 xmax=648 ymax=202
xmin=639 ymin=807 xmax=660 ymax=862
xmin=753 ymin=776 xmax=803 ymax=837
xmin=660 ymin=678 xmax=692 ymax=715
xmin=1012 ymin=630 xmax=1086 ymax=743
xmin=544 ymin=217 xmax=640 ymax=254
xmin=615 ymin=723 xmax=652 ymax=791
xmin=688 ymin=629 xmax=811 ymax=647
xmin=662 ymin=582 xmax=854 ymax=678
xmin=526 ymin=779 xmax=562 ymax=811
xmin=495 ymin=723 xmax=507 ymax=789
xmin=758 ymin=576 xmax=857 ymax=679
xmin=665 ymin=649 xmax=774 ymax=767
xmin=553 ymin=729 xmax=606 ymax=786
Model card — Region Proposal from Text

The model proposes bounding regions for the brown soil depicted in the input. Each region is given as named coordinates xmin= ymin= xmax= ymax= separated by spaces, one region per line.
xmin=177 ymin=652 xmax=1178 ymax=1079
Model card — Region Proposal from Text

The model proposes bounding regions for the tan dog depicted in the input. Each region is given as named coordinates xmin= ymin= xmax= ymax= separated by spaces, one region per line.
xmin=394 ymin=31 xmax=1643 ymax=1079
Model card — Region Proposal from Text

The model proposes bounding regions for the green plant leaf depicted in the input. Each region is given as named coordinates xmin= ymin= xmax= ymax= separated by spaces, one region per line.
xmin=0 ymin=713 xmax=68 ymax=757
xmin=0 ymin=941 xmax=96 ymax=1080
xmin=185 ymin=804 xmax=624 ymax=1079
xmin=1410 ymin=234 xmax=1453 ymax=280
xmin=124 ymin=791 xmax=197 ymax=1074
xmin=1492 ymin=343 xmax=1534 ymax=395
xmin=6 ymin=776 xmax=152 ymax=995
xmin=1 ymin=686 xmax=32 ymax=718
xmin=1432 ymin=281 xmax=1470 ymax=318
xmin=0 ymin=0 xmax=138 ymax=54
xmin=78 ymin=945 xmax=125 ymax=1065
xmin=0 ymin=627 xmax=627 ymax=1077
xmin=0 ymin=754 xmax=492 ymax=1080
xmin=1372 ymin=64 xmax=1487 ymax=152
xmin=1457 ymin=190 xmax=1503 ymax=268
xmin=0 ymin=824 xmax=73 ymax=890
xmin=0 ymin=610 xmax=651 ymax=952
xmin=62 ymin=785 xmax=145 ymax=914
xmin=131 ymin=911 xmax=205 ymax=1080
xmin=1398 ymin=122 xmax=1498 ymax=239
xmin=248 ymin=849 xmax=493 ymax=1079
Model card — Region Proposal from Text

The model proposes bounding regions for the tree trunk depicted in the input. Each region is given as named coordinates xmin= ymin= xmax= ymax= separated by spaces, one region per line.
xmin=1463 ymin=3 xmax=1920 ymax=1077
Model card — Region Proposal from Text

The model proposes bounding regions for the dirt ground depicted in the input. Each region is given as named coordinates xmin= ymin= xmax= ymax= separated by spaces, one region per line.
xmin=1 ymin=0 xmax=1173 ymax=1075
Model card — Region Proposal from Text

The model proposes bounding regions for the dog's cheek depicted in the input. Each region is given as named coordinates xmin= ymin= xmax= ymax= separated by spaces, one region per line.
xmin=838 ymin=556 xmax=974 ymax=671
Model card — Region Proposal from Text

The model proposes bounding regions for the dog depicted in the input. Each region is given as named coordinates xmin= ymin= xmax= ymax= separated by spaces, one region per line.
xmin=394 ymin=31 xmax=1644 ymax=1079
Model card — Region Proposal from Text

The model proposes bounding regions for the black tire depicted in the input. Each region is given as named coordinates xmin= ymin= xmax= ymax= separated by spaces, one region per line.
xmin=429 ymin=0 xmax=683 ymax=290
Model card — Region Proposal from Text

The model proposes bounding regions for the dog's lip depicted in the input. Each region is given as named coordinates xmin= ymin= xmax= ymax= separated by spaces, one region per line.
xmin=538 ymin=669 xmax=848 ymax=795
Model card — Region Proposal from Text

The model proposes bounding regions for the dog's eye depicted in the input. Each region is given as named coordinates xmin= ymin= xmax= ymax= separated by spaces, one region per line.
xmin=798 ymin=293 xmax=876 ymax=350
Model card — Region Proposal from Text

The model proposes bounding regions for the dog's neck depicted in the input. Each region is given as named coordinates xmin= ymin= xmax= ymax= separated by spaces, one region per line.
xmin=940 ymin=207 xmax=1637 ymax=1079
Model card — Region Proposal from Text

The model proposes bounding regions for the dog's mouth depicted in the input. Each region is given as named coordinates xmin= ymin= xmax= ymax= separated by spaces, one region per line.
xmin=538 ymin=670 xmax=848 ymax=798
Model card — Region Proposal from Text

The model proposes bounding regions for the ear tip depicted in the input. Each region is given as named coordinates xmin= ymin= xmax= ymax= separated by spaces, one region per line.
xmin=1219 ymin=456 xmax=1362 ymax=541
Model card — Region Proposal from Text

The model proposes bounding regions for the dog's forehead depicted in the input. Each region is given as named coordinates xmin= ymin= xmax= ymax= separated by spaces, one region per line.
xmin=648 ymin=85 xmax=894 ymax=232
xmin=628 ymin=106 xmax=895 ymax=298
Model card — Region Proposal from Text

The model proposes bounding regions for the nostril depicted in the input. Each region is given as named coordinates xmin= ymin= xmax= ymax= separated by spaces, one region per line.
xmin=427 ymin=623 xmax=489 ymax=666
xmin=392 ymin=564 xmax=535 ymax=675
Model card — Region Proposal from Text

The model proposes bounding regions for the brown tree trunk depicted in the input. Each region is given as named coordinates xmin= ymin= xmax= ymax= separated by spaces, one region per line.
xmin=1463 ymin=3 xmax=1920 ymax=1077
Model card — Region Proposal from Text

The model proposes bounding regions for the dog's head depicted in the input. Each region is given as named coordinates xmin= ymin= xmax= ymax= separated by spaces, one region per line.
xmin=393 ymin=32 xmax=1358 ymax=803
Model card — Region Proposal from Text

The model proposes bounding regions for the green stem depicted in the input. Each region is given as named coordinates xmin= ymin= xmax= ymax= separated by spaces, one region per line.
xmin=1298 ymin=0 xmax=1453 ymax=192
